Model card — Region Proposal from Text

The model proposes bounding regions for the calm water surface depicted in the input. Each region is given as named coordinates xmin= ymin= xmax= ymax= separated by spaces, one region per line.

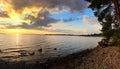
xmin=0 ymin=34 xmax=102 ymax=63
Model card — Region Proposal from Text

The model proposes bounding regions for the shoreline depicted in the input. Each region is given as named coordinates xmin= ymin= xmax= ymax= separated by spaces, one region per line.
xmin=0 ymin=46 xmax=119 ymax=69
xmin=47 ymin=46 xmax=120 ymax=69
xmin=42 ymin=48 xmax=95 ymax=68
xmin=0 ymin=47 xmax=95 ymax=69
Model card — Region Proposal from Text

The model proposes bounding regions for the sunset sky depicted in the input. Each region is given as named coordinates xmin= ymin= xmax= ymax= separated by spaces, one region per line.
xmin=0 ymin=0 xmax=101 ymax=34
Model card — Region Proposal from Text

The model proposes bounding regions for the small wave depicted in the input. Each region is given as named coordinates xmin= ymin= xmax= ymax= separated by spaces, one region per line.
xmin=3 ymin=47 xmax=30 ymax=51
xmin=1 ymin=50 xmax=27 ymax=54
xmin=10 ymin=50 xmax=27 ymax=53
xmin=0 ymin=56 xmax=19 ymax=58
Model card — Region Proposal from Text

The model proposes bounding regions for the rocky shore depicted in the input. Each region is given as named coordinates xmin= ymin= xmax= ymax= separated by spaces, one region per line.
xmin=0 ymin=46 xmax=119 ymax=69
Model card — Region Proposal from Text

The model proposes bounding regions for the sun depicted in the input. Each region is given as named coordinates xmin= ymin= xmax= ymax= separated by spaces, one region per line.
xmin=16 ymin=29 xmax=20 ymax=34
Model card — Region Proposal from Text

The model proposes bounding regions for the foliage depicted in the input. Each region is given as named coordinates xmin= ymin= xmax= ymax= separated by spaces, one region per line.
xmin=86 ymin=0 xmax=120 ymax=43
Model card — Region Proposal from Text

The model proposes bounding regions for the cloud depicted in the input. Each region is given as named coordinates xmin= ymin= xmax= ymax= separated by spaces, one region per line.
xmin=1 ymin=0 xmax=88 ymax=29
xmin=1 ymin=9 xmax=60 ymax=29
xmin=5 ymin=19 xmax=58 ymax=29
xmin=19 ymin=11 xmax=60 ymax=29
xmin=0 ymin=11 xmax=9 ymax=18
xmin=83 ymin=15 xmax=98 ymax=24
xmin=5 ymin=12 xmax=59 ymax=29
xmin=49 ymin=29 xmax=75 ymax=33
xmin=9 ymin=0 xmax=87 ymax=13
xmin=82 ymin=15 xmax=102 ymax=29
xmin=62 ymin=17 xmax=81 ymax=22
xmin=46 ymin=28 xmax=88 ymax=34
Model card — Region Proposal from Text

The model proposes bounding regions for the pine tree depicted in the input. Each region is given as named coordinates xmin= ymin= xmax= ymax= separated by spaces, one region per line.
xmin=86 ymin=0 xmax=120 ymax=43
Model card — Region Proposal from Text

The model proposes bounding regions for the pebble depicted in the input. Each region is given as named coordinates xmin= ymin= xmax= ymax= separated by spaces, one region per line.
xmin=29 ymin=52 xmax=35 ymax=56
xmin=0 ymin=50 xmax=2 ymax=53
xmin=54 ymin=48 xmax=57 ymax=50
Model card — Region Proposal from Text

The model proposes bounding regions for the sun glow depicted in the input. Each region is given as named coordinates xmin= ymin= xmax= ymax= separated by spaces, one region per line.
xmin=0 ymin=0 xmax=43 ymax=24
xmin=0 ymin=0 xmax=4 ymax=11
xmin=16 ymin=29 xmax=20 ymax=34
xmin=16 ymin=34 xmax=19 ymax=45
xmin=0 ymin=29 xmax=60 ymax=34
xmin=0 ymin=0 xmax=59 ymax=34
xmin=0 ymin=0 xmax=3 ymax=5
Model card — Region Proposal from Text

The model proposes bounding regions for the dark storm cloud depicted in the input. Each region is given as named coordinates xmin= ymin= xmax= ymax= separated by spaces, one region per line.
xmin=20 ymin=11 xmax=60 ymax=29
xmin=6 ymin=16 xmax=59 ymax=29
xmin=6 ymin=15 xmax=59 ymax=29
xmin=3 ymin=10 xmax=59 ymax=29
xmin=6 ymin=22 xmax=36 ymax=29
xmin=10 ymin=0 xmax=87 ymax=12
xmin=0 ymin=11 xmax=9 ymax=18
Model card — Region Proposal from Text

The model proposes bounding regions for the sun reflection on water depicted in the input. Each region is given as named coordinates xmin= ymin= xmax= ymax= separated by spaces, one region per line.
xmin=16 ymin=34 xmax=20 ymax=48
xmin=16 ymin=34 xmax=19 ymax=44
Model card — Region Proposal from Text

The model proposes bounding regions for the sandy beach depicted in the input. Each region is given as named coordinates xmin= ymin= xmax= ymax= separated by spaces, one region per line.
xmin=0 ymin=45 xmax=119 ymax=69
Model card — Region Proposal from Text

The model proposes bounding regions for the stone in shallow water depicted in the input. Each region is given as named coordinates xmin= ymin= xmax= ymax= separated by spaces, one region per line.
xmin=38 ymin=49 xmax=42 ymax=52
xmin=0 ymin=50 xmax=2 ymax=53
xmin=54 ymin=48 xmax=57 ymax=50
xmin=20 ymin=52 xmax=27 ymax=56
xmin=29 ymin=52 xmax=35 ymax=56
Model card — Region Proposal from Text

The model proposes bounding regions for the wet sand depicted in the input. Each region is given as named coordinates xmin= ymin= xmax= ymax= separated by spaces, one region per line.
xmin=0 ymin=46 xmax=120 ymax=69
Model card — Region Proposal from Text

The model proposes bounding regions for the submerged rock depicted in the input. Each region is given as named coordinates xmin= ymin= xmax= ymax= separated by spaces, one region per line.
xmin=54 ymin=48 xmax=57 ymax=50
xmin=29 ymin=52 xmax=35 ymax=56
xmin=0 ymin=50 xmax=2 ymax=53
xmin=20 ymin=52 xmax=27 ymax=56
xmin=38 ymin=49 xmax=42 ymax=52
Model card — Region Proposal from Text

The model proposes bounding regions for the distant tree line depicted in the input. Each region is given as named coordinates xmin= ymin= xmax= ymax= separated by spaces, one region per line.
xmin=80 ymin=33 xmax=102 ymax=36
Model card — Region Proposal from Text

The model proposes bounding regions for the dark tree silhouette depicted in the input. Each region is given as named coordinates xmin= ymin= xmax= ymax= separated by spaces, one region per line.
xmin=86 ymin=0 xmax=120 ymax=43
xmin=112 ymin=0 xmax=120 ymax=25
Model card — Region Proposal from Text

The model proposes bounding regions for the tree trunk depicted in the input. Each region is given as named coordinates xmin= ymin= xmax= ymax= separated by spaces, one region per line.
xmin=112 ymin=0 xmax=120 ymax=26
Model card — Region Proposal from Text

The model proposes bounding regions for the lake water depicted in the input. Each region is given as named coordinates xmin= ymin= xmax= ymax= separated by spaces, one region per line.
xmin=0 ymin=34 xmax=102 ymax=63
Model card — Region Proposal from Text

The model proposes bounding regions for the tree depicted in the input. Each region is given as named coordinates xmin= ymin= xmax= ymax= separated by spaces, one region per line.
xmin=86 ymin=0 xmax=120 ymax=43
xmin=112 ymin=0 xmax=120 ymax=25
